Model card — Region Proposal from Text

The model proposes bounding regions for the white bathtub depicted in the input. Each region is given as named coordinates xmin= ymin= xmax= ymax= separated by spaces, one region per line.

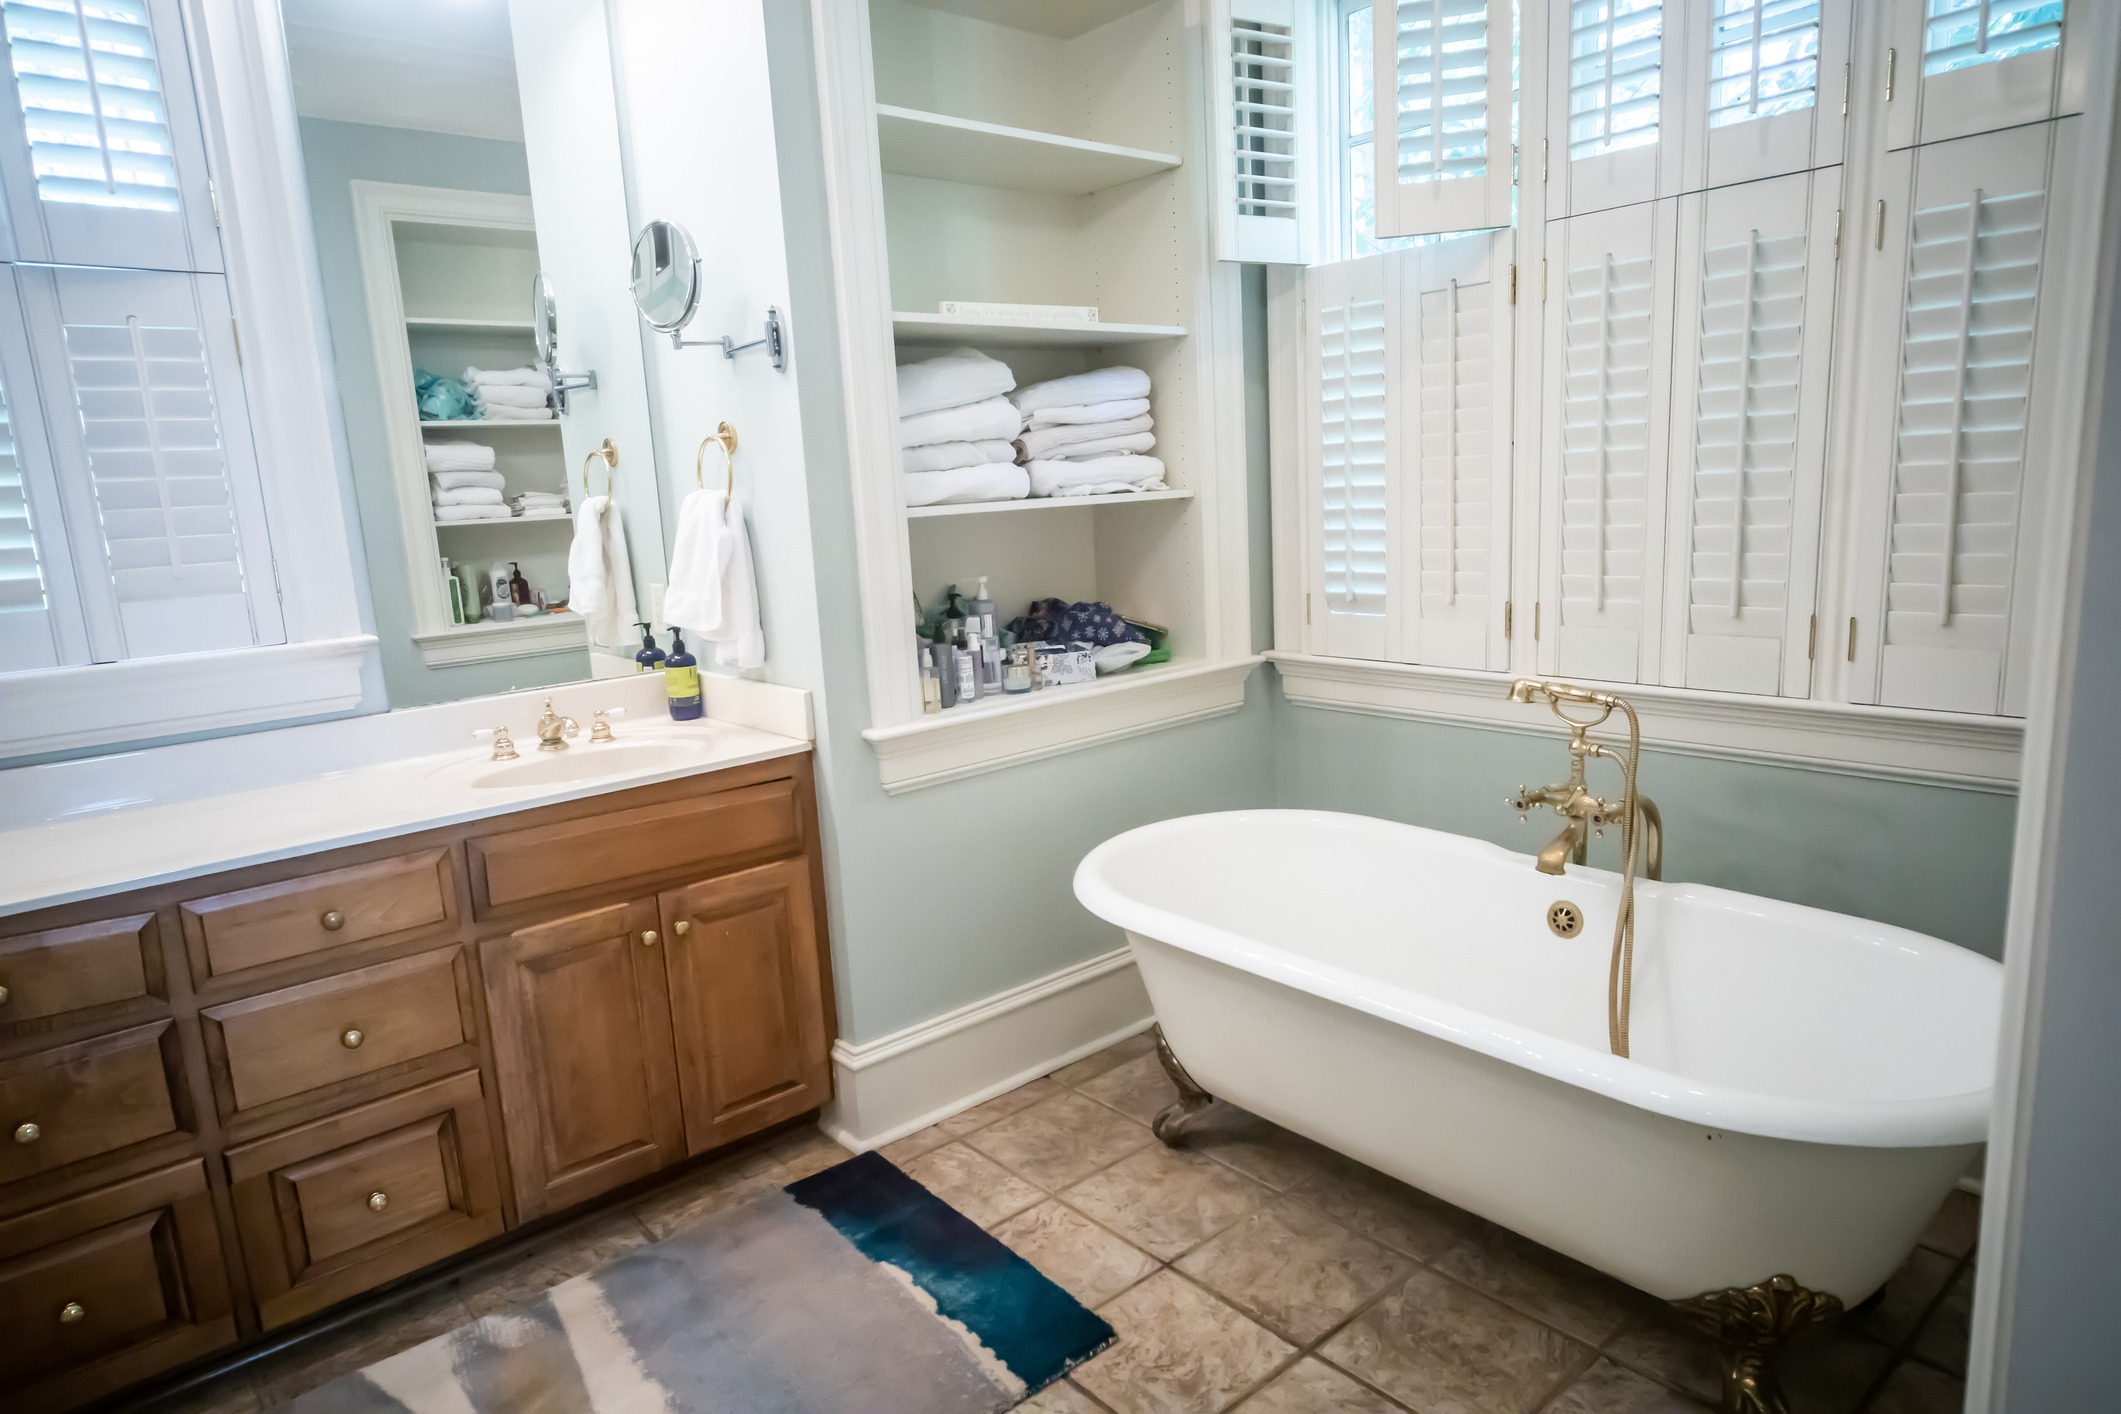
xmin=1073 ymin=810 xmax=2000 ymax=1303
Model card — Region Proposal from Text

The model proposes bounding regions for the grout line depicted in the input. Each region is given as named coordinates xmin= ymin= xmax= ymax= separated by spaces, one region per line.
xmin=1850 ymin=1244 xmax=1978 ymax=1414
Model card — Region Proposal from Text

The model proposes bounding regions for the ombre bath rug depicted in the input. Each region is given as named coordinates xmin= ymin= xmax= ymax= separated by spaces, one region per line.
xmin=290 ymin=1152 xmax=1113 ymax=1413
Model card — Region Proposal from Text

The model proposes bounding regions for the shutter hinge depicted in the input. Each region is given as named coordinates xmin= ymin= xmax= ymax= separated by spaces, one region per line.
xmin=209 ymin=180 xmax=221 ymax=228
xmin=1842 ymin=64 xmax=1850 ymax=116
xmin=1541 ymin=261 xmax=1548 ymax=301
xmin=1509 ymin=265 xmax=1517 ymax=304
xmin=1847 ymin=617 xmax=1858 ymax=663
xmin=1306 ymin=593 xmax=1312 ymax=625
xmin=1534 ymin=603 xmax=1541 ymax=641
xmin=1875 ymin=199 xmax=1886 ymax=251
xmin=1807 ymin=614 xmax=1817 ymax=659
xmin=1885 ymin=48 xmax=1896 ymax=102
xmin=1541 ymin=139 xmax=1549 ymax=183
xmin=1834 ymin=208 xmax=1843 ymax=260
xmin=1503 ymin=601 xmax=1513 ymax=638
xmin=271 ymin=560 xmax=283 ymax=603
xmin=1512 ymin=143 xmax=1519 ymax=186
xmin=231 ymin=318 xmax=242 ymax=364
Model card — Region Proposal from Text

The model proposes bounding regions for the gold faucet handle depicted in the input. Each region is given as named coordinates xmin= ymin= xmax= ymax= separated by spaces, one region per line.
xmin=590 ymin=707 xmax=626 ymax=743
xmin=472 ymin=727 xmax=519 ymax=761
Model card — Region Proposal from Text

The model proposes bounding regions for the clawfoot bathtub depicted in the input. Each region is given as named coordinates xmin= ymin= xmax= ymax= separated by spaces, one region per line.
xmin=1074 ymin=810 xmax=1999 ymax=1412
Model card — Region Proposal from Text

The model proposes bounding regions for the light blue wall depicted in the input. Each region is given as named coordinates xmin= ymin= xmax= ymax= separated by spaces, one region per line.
xmin=298 ymin=118 xmax=588 ymax=707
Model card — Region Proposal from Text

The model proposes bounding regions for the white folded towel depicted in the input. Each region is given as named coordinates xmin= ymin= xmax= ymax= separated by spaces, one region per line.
xmin=567 ymin=495 xmax=638 ymax=648
xmin=1045 ymin=431 xmax=1157 ymax=460
xmin=1016 ymin=414 xmax=1154 ymax=461
xmin=1028 ymin=454 xmax=1167 ymax=498
xmin=432 ymin=485 xmax=504 ymax=506
xmin=474 ymin=384 xmax=552 ymax=410
xmin=902 ymin=439 xmax=1020 ymax=474
xmin=463 ymin=365 xmax=549 ymax=388
xmin=663 ymin=489 xmax=765 ymax=669
xmin=429 ymin=468 xmax=506 ymax=491
xmin=425 ymin=443 xmax=496 ymax=473
xmin=510 ymin=492 xmax=569 ymax=508
xmin=1013 ymin=366 xmax=1150 ymax=416
xmin=896 ymin=346 xmax=1015 ymax=418
xmin=900 ymin=394 xmax=1021 ymax=448
xmin=433 ymin=503 xmax=514 ymax=522
xmin=482 ymin=405 xmax=555 ymax=422
xmin=903 ymin=463 xmax=1031 ymax=507
xmin=1025 ymin=397 xmax=1151 ymax=429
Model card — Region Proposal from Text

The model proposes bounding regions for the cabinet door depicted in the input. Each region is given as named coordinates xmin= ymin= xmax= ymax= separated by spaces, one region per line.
xmin=480 ymin=899 xmax=683 ymax=1220
xmin=659 ymin=859 xmax=831 ymax=1155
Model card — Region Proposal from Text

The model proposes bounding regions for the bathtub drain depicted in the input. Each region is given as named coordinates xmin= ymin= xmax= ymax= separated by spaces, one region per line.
xmin=1547 ymin=901 xmax=1584 ymax=938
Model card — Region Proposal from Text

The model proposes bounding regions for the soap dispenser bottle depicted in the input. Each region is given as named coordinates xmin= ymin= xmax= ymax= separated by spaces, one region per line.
xmin=634 ymin=621 xmax=667 ymax=673
xmin=664 ymin=628 xmax=703 ymax=720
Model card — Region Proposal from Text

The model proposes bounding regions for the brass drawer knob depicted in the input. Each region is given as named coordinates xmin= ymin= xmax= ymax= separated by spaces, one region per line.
xmin=0 ymin=982 xmax=10 ymax=1006
xmin=59 ymin=1301 xmax=85 ymax=1324
xmin=642 ymin=930 xmax=658 ymax=946
xmin=341 ymin=1028 xmax=365 ymax=1049
xmin=14 ymin=1122 xmax=40 ymax=1144
xmin=368 ymin=1191 xmax=389 ymax=1213
xmin=673 ymin=921 xmax=690 ymax=936
xmin=321 ymin=910 xmax=346 ymax=931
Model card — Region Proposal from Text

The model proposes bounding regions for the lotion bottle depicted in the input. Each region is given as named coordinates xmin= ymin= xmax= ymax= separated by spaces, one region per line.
xmin=634 ymin=622 xmax=666 ymax=673
xmin=664 ymin=628 xmax=703 ymax=720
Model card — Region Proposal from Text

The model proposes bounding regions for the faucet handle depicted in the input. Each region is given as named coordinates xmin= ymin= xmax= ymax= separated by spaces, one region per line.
xmin=590 ymin=707 xmax=625 ymax=743
xmin=472 ymin=726 xmax=519 ymax=761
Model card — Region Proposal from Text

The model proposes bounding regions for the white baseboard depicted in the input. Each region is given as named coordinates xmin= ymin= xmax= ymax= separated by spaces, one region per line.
xmin=822 ymin=947 xmax=1155 ymax=1152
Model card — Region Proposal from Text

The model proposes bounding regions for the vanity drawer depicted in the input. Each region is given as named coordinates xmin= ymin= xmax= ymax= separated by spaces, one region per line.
xmin=201 ymin=947 xmax=475 ymax=1114
xmin=180 ymin=848 xmax=454 ymax=979
xmin=0 ymin=1159 xmax=235 ymax=1411
xmin=468 ymin=778 xmax=800 ymax=915
xmin=225 ymin=1070 xmax=503 ymax=1329
xmin=0 ymin=1023 xmax=181 ymax=1184
xmin=0 ymin=915 xmax=159 ymax=1028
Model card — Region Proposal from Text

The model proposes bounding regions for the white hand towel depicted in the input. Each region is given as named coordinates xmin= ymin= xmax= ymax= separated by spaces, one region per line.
xmin=1045 ymin=430 xmax=1156 ymax=460
xmin=896 ymin=346 xmax=1015 ymax=417
xmin=474 ymin=384 xmax=552 ymax=410
xmin=705 ymin=495 xmax=764 ymax=669
xmin=433 ymin=503 xmax=514 ymax=522
xmin=567 ymin=495 xmax=638 ymax=648
xmin=661 ymin=489 xmax=725 ymax=638
xmin=1013 ymin=366 xmax=1150 ymax=416
xmin=1025 ymin=397 xmax=1151 ymax=429
xmin=903 ymin=463 xmax=1031 ymax=507
xmin=425 ymin=443 xmax=497 ymax=473
xmin=463 ymin=365 xmax=550 ymax=388
xmin=481 ymin=405 xmax=556 ymax=422
xmin=901 ymin=438 xmax=1019 ymax=473
xmin=1015 ymin=414 xmax=1154 ymax=460
xmin=899 ymin=395 xmax=1020 ymax=448
xmin=429 ymin=468 xmax=506 ymax=491
xmin=432 ymin=485 xmax=504 ymax=506
xmin=1028 ymin=455 xmax=1166 ymax=498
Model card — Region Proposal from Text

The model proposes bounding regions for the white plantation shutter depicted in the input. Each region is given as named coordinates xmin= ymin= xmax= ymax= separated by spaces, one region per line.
xmin=1885 ymin=0 xmax=2067 ymax=151
xmin=1307 ymin=256 xmax=1391 ymax=659
xmin=1685 ymin=0 xmax=1849 ymax=191
xmin=20 ymin=265 xmax=279 ymax=661
xmin=1661 ymin=170 xmax=1838 ymax=697
xmin=0 ymin=281 xmax=85 ymax=671
xmin=1372 ymin=0 xmax=1512 ymax=238
xmin=1923 ymin=0 xmax=2062 ymax=76
xmin=0 ymin=0 xmax=220 ymax=270
xmin=1213 ymin=0 xmax=1309 ymax=264
xmin=1539 ymin=200 xmax=1677 ymax=684
xmin=1554 ymin=0 xmax=1682 ymax=216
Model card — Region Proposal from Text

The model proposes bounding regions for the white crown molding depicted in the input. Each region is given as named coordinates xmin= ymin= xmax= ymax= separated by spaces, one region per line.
xmin=822 ymin=946 xmax=1153 ymax=1152
xmin=1267 ymin=651 xmax=2024 ymax=793
xmin=412 ymin=614 xmax=587 ymax=668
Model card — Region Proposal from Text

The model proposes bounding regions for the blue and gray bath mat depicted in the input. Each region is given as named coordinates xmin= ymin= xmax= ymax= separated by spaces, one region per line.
xmin=291 ymin=1152 xmax=1113 ymax=1412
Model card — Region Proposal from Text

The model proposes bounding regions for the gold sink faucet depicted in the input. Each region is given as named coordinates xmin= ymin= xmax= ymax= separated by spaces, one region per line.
xmin=534 ymin=698 xmax=580 ymax=752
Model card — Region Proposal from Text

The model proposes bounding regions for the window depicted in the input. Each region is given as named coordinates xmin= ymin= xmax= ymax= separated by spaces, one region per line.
xmin=1923 ymin=0 xmax=2062 ymax=77
xmin=1334 ymin=0 xmax=1470 ymax=256
xmin=1707 ymin=0 xmax=1820 ymax=130
xmin=1566 ymin=0 xmax=1661 ymax=161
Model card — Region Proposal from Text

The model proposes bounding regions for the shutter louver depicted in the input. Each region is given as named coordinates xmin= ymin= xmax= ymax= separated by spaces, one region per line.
xmin=1923 ymin=0 xmax=2062 ymax=77
xmin=1568 ymin=0 xmax=1663 ymax=161
xmin=1372 ymin=0 xmax=1511 ymax=239
xmin=2 ymin=0 xmax=179 ymax=214
xmin=1214 ymin=0 xmax=1307 ymax=264
xmin=1322 ymin=296 xmax=1390 ymax=618
xmin=1413 ymin=274 xmax=1497 ymax=666
xmin=1707 ymin=0 xmax=1820 ymax=129
xmin=0 ymin=362 xmax=62 ymax=670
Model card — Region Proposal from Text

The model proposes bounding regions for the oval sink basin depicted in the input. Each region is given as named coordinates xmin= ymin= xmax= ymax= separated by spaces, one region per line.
xmin=469 ymin=740 xmax=711 ymax=789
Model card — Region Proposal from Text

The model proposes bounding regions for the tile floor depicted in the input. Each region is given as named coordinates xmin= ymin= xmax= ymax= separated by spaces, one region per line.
xmin=137 ymin=1033 xmax=1980 ymax=1414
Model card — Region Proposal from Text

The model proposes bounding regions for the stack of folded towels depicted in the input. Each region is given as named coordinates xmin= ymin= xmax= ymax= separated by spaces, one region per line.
xmin=896 ymin=347 xmax=1029 ymax=507
xmin=1013 ymin=365 xmax=1164 ymax=498
xmin=428 ymin=443 xmax=510 ymax=521
xmin=462 ymin=366 xmax=554 ymax=422
xmin=510 ymin=490 xmax=569 ymax=517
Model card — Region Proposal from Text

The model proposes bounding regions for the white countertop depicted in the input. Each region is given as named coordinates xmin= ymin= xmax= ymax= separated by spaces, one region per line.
xmin=0 ymin=674 xmax=813 ymax=919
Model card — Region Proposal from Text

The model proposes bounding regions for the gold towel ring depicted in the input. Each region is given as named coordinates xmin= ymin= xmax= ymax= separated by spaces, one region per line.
xmin=582 ymin=438 xmax=618 ymax=496
xmin=695 ymin=422 xmax=738 ymax=507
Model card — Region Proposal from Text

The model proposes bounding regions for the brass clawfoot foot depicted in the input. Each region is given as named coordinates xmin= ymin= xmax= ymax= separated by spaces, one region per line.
xmin=1149 ymin=1024 xmax=1214 ymax=1145
xmin=1672 ymin=1274 xmax=1843 ymax=1414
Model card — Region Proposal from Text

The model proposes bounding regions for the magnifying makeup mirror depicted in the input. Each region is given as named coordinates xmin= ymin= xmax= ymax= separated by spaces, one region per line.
xmin=531 ymin=272 xmax=597 ymax=413
xmin=630 ymin=218 xmax=784 ymax=369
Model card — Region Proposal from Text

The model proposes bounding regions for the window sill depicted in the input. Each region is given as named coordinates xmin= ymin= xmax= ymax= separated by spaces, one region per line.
xmin=861 ymin=657 xmax=1262 ymax=793
xmin=0 ymin=637 xmax=377 ymax=760
xmin=1265 ymin=652 xmax=2024 ymax=793
xmin=413 ymin=614 xmax=587 ymax=668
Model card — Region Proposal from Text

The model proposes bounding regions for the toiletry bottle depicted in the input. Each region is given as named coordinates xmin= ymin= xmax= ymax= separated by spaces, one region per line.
xmin=918 ymin=640 xmax=941 ymax=713
xmin=442 ymin=557 xmax=465 ymax=625
xmin=933 ymin=629 xmax=959 ymax=709
xmin=1004 ymin=644 xmax=1033 ymax=694
xmin=634 ymin=621 xmax=666 ymax=673
xmin=953 ymin=630 xmax=979 ymax=704
xmin=488 ymin=562 xmax=514 ymax=622
xmin=971 ymin=576 xmax=997 ymax=639
xmin=978 ymin=628 xmax=1003 ymax=695
xmin=509 ymin=562 xmax=531 ymax=606
xmin=664 ymin=629 xmax=703 ymax=720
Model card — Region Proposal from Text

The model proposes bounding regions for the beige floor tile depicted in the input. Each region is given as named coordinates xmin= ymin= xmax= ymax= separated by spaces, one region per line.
xmin=968 ymin=1091 xmax=1157 ymax=1192
xmin=1779 ymin=1326 xmax=1896 ymax=1414
xmin=900 ymin=1142 xmax=1047 ymax=1227
xmin=1543 ymin=1357 xmax=1710 ymax=1413
xmin=1231 ymin=1357 xmax=1406 ymax=1412
xmin=1183 ymin=1104 xmax=1340 ymax=1193
xmin=1868 ymin=1358 xmax=1967 ymax=1414
xmin=1073 ymin=1270 xmax=1297 ymax=1414
xmin=1021 ymin=1378 xmax=1118 ymax=1413
xmin=768 ymin=1125 xmax=854 ymax=1180
xmin=939 ymin=1076 xmax=1068 ymax=1138
xmin=879 ymin=1123 xmax=954 ymax=1165
xmin=1320 ymin=1266 xmax=1591 ymax=1414
xmin=1424 ymin=1220 xmax=1636 ymax=1347
xmin=457 ymin=1206 xmax=654 ymax=1318
xmin=630 ymin=1149 xmax=786 ymax=1241
xmin=1911 ymin=1260 xmax=1974 ymax=1375
xmin=1065 ymin=1143 xmax=1274 ymax=1261
xmin=1174 ymin=1197 xmax=1412 ymax=1345
xmin=1288 ymin=1155 xmax=1490 ymax=1264
xmin=1917 ymin=1188 xmax=1981 ymax=1259
xmin=1077 ymin=1053 xmax=1182 ymax=1126
xmin=1602 ymin=1309 xmax=1724 ymax=1406
xmin=144 ymin=1370 xmax=265 ymax=1414
xmin=991 ymin=1199 xmax=1160 ymax=1308
xmin=1856 ymin=1245 xmax=1958 ymax=1345
xmin=1051 ymin=1030 xmax=1160 ymax=1088
xmin=249 ymin=1287 xmax=472 ymax=1406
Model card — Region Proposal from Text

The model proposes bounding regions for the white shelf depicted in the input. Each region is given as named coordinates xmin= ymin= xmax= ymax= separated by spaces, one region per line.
xmin=420 ymin=420 xmax=558 ymax=431
xmin=433 ymin=509 xmax=573 ymax=527
xmin=405 ymin=317 xmax=536 ymax=333
xmin=893 ymin=313 xmax=1186 ymax=347
xmin=906 ymin=488 xmax=1192 ymax=519
xmin=893 ymin=0 xmax=1161 ymax=41
xmin=411 ymin=611 xmax=586 ymax=669
xmin=874 ymin=104 xmax=1181 ymax=196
